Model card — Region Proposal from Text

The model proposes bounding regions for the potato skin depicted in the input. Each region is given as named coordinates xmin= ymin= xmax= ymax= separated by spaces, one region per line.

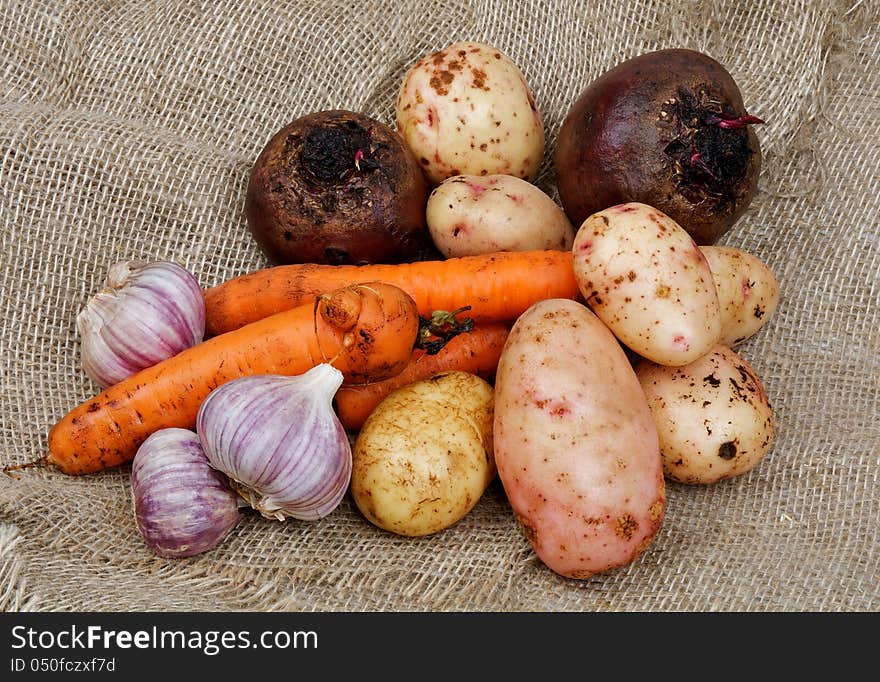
xmin=635 ymin=344 xmax=775 ymax=484
xmin=493 ymin=299 xmax=665 ymax=579
xmin=351 ymin=371 xmax=495 ymax=537
xmin=555 ymin=48 xmax=761 ymax=245
xmin=700 ymin=246 xmax=780 ymax=346
xmin=572 ymin=202 xmax=721 ymax=366
xmin=396 ymin=41 xmax=544 ymax=185
xmin=426 ymin=174 xmax=574 ymax=257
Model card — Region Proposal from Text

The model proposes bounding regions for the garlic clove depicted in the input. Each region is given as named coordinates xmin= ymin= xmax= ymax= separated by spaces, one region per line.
xmin=196 ymin=364 xmax=353 ymax=522
xmin=77 ymin=260 xmax=206 ymax=388
xmin=131 ymin=428 xmax=242 ymax=558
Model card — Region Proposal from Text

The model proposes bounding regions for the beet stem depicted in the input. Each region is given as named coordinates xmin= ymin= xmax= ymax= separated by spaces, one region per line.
xmin=689 ymin=151 xmax=719 ymax=181
xmin=705 ymin=114 xmax=765 ymax=129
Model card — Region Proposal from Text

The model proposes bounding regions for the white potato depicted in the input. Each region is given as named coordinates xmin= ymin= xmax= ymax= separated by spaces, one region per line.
xmin=351 ymin=371 xmax=494 ymax=537
xmin=396 ymin=41 xmax=544 ymax=185
xmin=572 ymin=202 xmax=721 ymax=366
xmin=635 ymin=344 xmax=775 ymax=484
xmin=426 ymin=174 xmax=574 ymax=257
xmin=700 ymin=246 xmax=780 ymax=346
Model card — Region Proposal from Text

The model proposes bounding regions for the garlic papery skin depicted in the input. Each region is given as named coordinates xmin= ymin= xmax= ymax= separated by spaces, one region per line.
xmin=131 ymin=428 xmax=242 ymax=559
xmin=196 ymin=364 xmax=352 ymax=522
xmin=77 ymin=260 xmax=206 ymax=388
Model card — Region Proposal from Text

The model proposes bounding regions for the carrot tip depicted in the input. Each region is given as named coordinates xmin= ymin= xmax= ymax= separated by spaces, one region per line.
xmin=2 ymin=456 xmax=50 ymax=479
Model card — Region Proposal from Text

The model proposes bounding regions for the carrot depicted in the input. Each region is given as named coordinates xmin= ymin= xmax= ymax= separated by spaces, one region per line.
xmin=203 ymin=249 xmax=579 ymax=337
xmin=334 ymin=322 xmax=510 ymax=431
xmin=46 ymin=282 xmax=434 ymax=475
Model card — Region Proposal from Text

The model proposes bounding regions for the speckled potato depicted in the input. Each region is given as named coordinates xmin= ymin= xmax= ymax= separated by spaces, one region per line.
xmin=635 ymin=344 xmax=775 ymax=484
xmin=426 ymin=174 xmax=574 ymax=257
xmin=351 ymin=371 xmax=495 ymax=537
xmin=700 ymin=246 xmax=780 ymax=346
xmin=572 ymin=202 xmax=721 ymax=366
xmin=396 ymin=41 xmax=545 ymax=185
xmin=493 ymin=299 xmax=665 ymax=579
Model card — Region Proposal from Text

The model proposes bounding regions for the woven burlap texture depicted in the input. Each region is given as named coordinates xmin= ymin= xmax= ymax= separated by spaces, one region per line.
xmin=1 ymin=0 xmax=877 ymax=612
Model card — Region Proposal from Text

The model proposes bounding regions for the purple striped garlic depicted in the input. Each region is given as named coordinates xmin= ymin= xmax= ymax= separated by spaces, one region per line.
xmin=77 ymin=260 xmax=205 ymax=387
xmin=131 ymin=428 xmax=242 ymax=558
xmin=196 ymin=364 xmax=352 ymax=521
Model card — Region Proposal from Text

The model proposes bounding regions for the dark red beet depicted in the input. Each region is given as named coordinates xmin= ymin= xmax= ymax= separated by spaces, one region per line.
xmin=554 ymin=49 xmax=763 ymax=245
xmin=246 ymin=110 xmax=430 ymax=265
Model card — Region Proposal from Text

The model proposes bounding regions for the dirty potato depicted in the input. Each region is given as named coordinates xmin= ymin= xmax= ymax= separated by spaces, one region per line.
xmin=635 ymin=344 xmax=775 ymax=484
xmin=396 ymin=41 xmax=544 ymax=185
xmin=700 ymin=245 xmax=780 ymax=346
xmin=572 ymin=202 xmax=721 ymax=366
xmin=426 ymin=174 xmax=574 ymax=257
xmin=493 ymin=299 xmax=665 ymax=579
xmin=351 ymin=371 xmax=495 ymax=537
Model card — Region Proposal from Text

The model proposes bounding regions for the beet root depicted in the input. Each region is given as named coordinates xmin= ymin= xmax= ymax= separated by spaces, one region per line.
xmin=246 ymin=110 xmax=430 ymax=265
xmin=554 ymin=49 xmax=763 ymax=245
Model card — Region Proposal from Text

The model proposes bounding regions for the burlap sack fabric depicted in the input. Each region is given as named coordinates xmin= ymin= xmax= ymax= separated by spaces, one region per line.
xmin=0 ymin=0 xmax=876 ymax=612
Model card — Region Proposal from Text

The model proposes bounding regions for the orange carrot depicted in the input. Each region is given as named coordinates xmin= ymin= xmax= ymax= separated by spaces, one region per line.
xmin=47 ymin=282 xmax=427 ymax=475
xmin=334 ymin=322 xmax=510 ymax=431
xmin=204 ymin=250 xmax=579 ymax=337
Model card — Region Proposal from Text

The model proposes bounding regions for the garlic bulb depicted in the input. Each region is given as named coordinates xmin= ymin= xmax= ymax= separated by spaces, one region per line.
xmin=131 ymin=428 xmax=242 ymax=558
xmin=196 ymin=364 xmax=352 ymax=521
xmin=77 ymin=260 xmax=205 ymax=387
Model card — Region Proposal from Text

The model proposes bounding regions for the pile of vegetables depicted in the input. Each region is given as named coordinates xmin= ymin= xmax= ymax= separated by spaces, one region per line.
xmin=23 ymin=42 xmax=779 ymax=578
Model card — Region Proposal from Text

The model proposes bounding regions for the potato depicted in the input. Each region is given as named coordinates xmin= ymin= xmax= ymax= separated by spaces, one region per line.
xmin=572 ymin=202 xmax=721 ymax=366
xmin=635 ymin=344 xmax=775 ymax=484
xmin=396 ymin=41 xmax=545 ymax=185
xmin=700 ymin=246 xmax=780 ymax=346
xmin=493 ymin=299 xmax=665 ymax=579
xmin=351 ymin=371 xmax=495 ymax=537
xmin=426 ymin=174 xmax=574 ymax=257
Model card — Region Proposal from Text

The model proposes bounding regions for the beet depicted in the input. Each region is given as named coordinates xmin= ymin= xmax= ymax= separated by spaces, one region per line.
xmin=554 ymin=49 xmax=763 ymax=245
xmin=246 ymin=110 xmax=430 ymax=265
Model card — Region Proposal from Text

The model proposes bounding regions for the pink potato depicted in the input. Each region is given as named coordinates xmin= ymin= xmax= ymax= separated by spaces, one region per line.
xmin=493 ymin=298 xmax=665 ymax=579
xmin=572 ymin=202 xmax=722 ymax=366
xmin=699 ymin=246 xmax=780 ymax=347
xmin=426 ymin=174 xmax=574 ymax=258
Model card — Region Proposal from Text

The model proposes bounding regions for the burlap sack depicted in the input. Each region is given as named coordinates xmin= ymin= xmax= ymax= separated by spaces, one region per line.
xmin=1 ymin=0 xmax=877 ymax=612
